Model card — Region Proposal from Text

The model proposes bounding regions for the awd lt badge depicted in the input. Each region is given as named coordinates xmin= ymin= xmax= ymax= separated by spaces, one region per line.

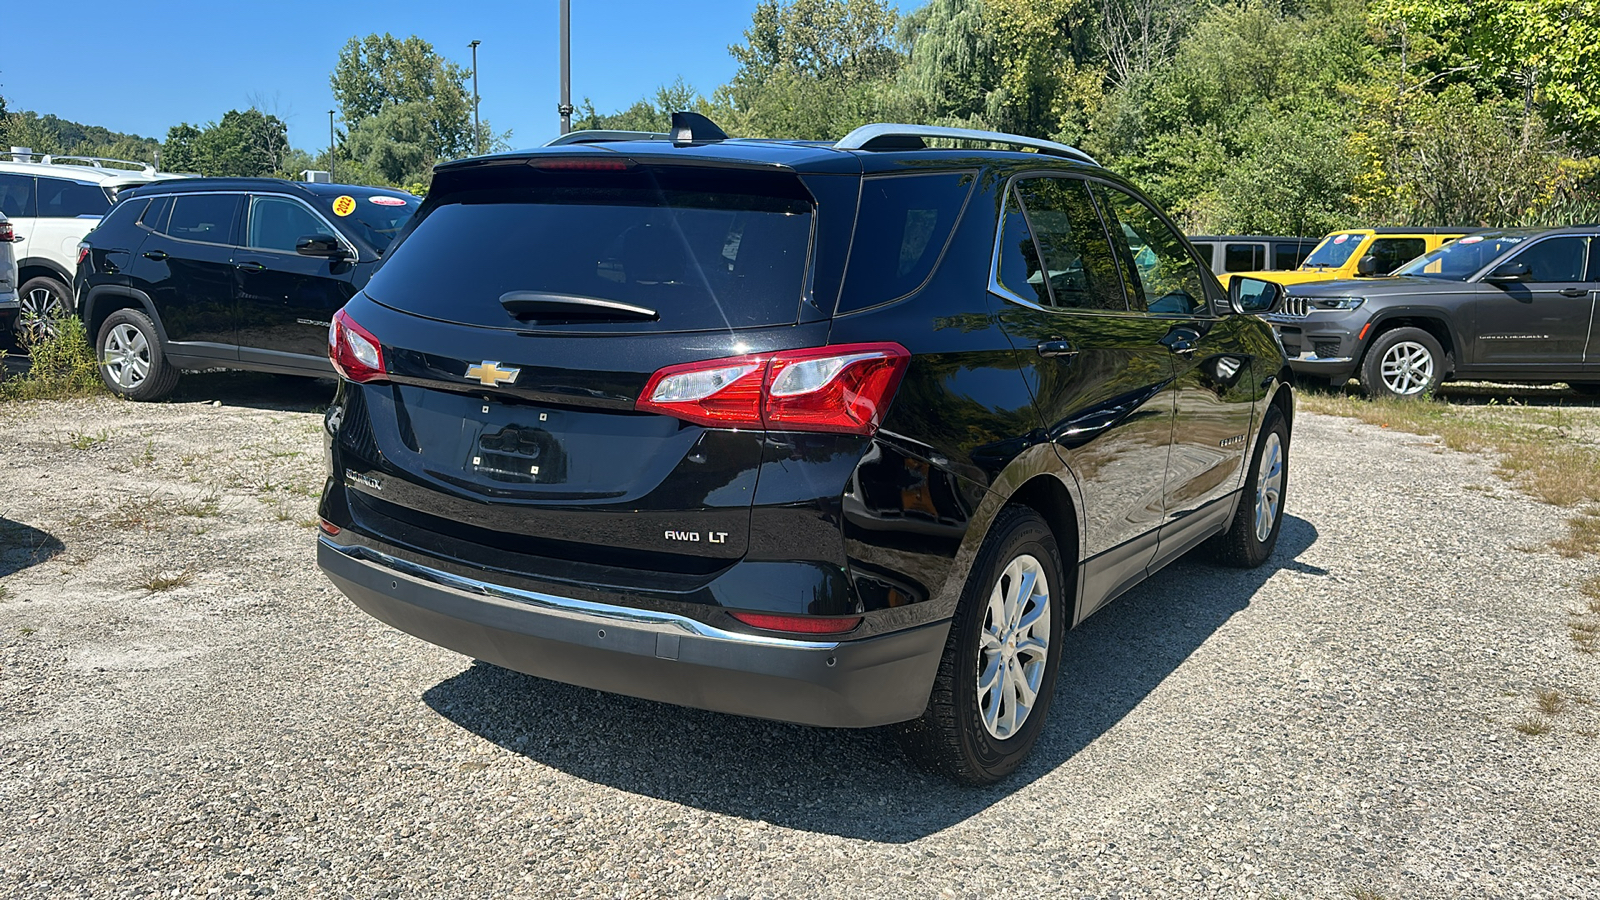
xmin=466 ymin=360 xmax=520 ymax=387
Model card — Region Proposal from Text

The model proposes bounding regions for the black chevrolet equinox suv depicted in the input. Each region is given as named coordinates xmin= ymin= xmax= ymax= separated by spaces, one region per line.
xmin=316 ymin=115 xmax=1294 ymax=784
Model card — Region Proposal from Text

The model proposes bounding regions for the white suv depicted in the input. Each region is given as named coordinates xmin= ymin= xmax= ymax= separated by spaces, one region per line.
xmin=0 ymin=153 xmax=184 ymax=342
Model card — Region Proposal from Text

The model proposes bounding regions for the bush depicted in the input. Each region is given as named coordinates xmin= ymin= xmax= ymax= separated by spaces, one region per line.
xmin=1 ymin=316 xmax=105 ymax=401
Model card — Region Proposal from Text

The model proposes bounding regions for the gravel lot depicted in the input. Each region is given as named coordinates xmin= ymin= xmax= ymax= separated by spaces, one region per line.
xmin=1 ymin=375 xmax=1597 ymax=899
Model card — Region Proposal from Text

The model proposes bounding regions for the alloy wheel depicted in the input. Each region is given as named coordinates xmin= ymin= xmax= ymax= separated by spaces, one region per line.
xmin=976 ymin=553 xmax=1051 ymax=740
xmin=1254 ymin=432 xmax=1284 ymax=542
xmin=17 ymin=286 xmax=65 ymax=344
xmin=1379 ymin=340 xmax=1434 ymax=396
xmin=102 ymin=323 xmax=151 ymax=389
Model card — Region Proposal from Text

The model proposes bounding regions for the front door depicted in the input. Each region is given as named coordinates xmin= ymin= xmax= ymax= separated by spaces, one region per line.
xmin=234 ymin=194 xmax=357 ymax=367
xmin=990 ymin=175 xmax=1176 ymax=615
xmin=1466 ymin=235 xmax=1594 ymax=370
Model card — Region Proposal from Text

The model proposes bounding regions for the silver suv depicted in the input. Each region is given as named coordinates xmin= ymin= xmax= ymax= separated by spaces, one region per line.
xmin=0 ymin=152 xmax=183 ymax=342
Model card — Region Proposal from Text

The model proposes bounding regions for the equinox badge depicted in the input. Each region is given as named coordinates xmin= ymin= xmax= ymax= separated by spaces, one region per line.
xmin=466 ymin=360 xmax=520 ymax=387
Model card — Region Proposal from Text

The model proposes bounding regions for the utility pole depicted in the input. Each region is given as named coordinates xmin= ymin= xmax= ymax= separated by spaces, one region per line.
xmin=558 ymin=0 xmax=573 ymax=134
xmin=328 ymin=110 xmax=337 ymax=183
xmin=469 ymin=40 xmax=482 ymax=155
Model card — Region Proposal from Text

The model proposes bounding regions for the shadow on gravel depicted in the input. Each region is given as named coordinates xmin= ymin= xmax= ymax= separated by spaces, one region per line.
xmin=0 ymin=517 xmax=65 ymax=576
xmin=167 ymin=371 xmax=336 ymax=413
xmin=424 ymin=514 xmax=1319 ymax=843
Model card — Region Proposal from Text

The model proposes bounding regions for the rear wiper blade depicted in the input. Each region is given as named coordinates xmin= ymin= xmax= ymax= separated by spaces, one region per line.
xmin=499 ymin=291 xmax=659 ymax=321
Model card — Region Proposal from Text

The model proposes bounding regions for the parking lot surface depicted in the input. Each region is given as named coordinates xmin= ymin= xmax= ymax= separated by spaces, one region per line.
xmin=1 ymin=378 xmax=1597 ymax=898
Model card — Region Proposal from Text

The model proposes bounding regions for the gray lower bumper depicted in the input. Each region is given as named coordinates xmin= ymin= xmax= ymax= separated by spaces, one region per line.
xmin=317 ymin=537 xmax=947 ymax=728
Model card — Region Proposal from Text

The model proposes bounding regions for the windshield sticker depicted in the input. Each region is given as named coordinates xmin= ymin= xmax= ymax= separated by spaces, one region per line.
xmin=369 ymin=196 xmax=408 ymax=207
xmin=1458 ymin=235 xmax=1484 ymax=244
xmin=332 ymin=195 xmax=357 ymax=217
xmin=1333 ymin=234 xmax=1349 ymax=244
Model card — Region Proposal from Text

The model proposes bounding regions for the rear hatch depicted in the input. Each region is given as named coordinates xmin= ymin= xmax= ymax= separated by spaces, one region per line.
xmin=331 ymin=155 xmax=847 ymax=581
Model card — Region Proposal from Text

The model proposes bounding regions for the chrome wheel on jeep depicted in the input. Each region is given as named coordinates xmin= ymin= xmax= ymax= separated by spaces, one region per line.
xmin=1360 ymin=326 xmax=1445 ymax=400
xmin=96 ymin=308 xmax=180 ymax=402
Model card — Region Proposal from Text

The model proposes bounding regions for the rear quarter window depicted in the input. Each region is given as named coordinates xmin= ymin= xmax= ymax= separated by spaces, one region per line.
xmin=837 ymin=172 xmax=974 ymax=313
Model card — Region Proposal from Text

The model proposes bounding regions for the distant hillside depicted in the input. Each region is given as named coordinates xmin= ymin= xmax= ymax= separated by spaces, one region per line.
xmin=1 ymin=110 xmax=161 ymax=165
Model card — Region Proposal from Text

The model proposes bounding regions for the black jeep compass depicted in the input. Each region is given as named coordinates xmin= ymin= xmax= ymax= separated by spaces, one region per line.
xmin=316 ymin=116 xmax=1294 ymax=784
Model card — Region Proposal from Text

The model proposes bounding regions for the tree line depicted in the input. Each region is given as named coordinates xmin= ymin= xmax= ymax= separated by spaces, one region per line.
xmin=583 ymin=0 xmax=1599 ymax=235
xmin=3 ymin=0 xmax=1595 ymax=233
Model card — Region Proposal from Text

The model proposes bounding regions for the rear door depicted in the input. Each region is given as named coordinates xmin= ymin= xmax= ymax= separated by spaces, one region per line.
xmin=128 ymin=192 xmax=243 ymax=349
xmin=334 ymin=162 xmax=827 ymax=574
xmin=235 ymin=193 xmax=357 ymax=365
xmin=0 ymin=173 xmax=38 ymax=276
xmin=1467 ymin=235 xmax=1593 ymax=369
xmin=988 ymin=174 xmax=1175 ymax=615
xmin=32 ymin=177 xmax=112 ymax=272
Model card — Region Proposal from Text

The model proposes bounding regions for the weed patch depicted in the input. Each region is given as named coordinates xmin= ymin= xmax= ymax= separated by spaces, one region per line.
xmin=68 ymin=428 xmax=110 ymax=451
xmin=1513 ymin=716 xmax=1553 ymax=736
xmin=140 ymin=571 xmax=193 ymax=592
xmin=0 ymin=317 xmax=103 ymax=402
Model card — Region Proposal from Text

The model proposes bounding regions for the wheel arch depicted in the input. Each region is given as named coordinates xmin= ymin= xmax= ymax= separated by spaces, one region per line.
xmin=17 ymin=258 xmax=74 ymax=288
xmin=83 ymin=286 xmax=169 ymax=347
xmin=1358 ymin=310 xmax=1458 ymax=377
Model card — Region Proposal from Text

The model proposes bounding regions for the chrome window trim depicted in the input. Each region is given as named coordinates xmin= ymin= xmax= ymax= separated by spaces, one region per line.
xmin=320 ymin=536 xmax=844 ymax=651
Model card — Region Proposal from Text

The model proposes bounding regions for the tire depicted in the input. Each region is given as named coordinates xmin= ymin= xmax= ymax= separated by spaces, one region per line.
xmin=16 ymin=275 xmax=72 ymax=345
xmin=1359 ymin=326 xmax=1445 ymax=399
xmin=96 ymin=308 xmax=179 ymax=401
xmin=1569 ymin=383 xmax=1600 ymax=398
xmin=1208 ymin=404 xmax=1288 ymax=568
xmin=894 ymin=505 xmax=1066 ymax=785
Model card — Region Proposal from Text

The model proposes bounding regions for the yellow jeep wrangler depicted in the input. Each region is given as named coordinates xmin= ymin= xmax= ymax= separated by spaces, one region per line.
xmin=1217 ymin=227 xmax=1476 ymax=287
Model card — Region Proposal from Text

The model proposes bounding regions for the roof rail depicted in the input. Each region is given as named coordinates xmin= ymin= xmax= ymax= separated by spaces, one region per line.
xmin=834 ymin=124 xmax=1099 ymax=166
xmin=38 ymin=154 xmax=160 ymax=176
xmin=543 ymin=130 xmax=670 ymax=147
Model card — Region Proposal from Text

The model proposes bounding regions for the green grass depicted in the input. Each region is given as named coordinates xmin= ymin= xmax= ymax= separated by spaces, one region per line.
xmin=68 ymin=428 xmax=110 ymax=450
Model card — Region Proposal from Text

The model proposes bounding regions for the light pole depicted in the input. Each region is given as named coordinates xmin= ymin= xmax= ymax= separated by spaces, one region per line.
xmin=328 ymin=110 xmax=337 ymax=183
xmin=468 ymin=39 xmax=482 ymax=155
xmin=558 ymin=0 xmax=573 ymax=134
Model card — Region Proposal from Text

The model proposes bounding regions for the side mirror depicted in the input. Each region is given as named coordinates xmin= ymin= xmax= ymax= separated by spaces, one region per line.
xmin=296 ymin=234 xmax=348 ymax=259
xmin=1227 ymin=276 xmax=1284 ymax=315
xmin=1484 ymin=261 xmax=1530 ymax=283
xmin=1355 ymin=255 xmax=1380 ymax=277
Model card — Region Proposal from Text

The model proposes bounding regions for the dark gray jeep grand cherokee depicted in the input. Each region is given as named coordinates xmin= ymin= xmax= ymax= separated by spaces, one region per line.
xmin=1269 ymin=226 xmax=1600 ymax=398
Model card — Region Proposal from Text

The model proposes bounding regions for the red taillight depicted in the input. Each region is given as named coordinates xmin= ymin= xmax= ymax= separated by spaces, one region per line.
xmin=0 ymin=221 xmax=13 ymax=243
xmin=77 ymin=245 xmax=90 ymax=265
xmin=328 ymin=308 xmax=387 ymax=383
xmin=728 ymin=612 xmax=863 ymax=635
xmin=636 ymin=342 xmax=909 ymax=435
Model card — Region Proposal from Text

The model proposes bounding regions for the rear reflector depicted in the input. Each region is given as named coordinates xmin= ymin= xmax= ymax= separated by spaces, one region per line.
xmin=728 ymin=612 xmax=863 ymax=635
xmin=637 ymin=342 xmax=910 ymax=435
xmin=328 ymin=308 xmax=387 ymax=383
xmin=318 ymin=519 xmax=341 ymax=536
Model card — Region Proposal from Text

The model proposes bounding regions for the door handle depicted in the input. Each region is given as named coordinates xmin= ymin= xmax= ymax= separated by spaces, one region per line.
xmin=236 ymin=261 xmax=267 ymax=272
xmin=1036 ymin=340 xmax=1078 ymax=358
xmin=1560 ymin=288 xmax=1588 ymax=298
xmin=142 ymin=250 xmax=168 ymax=261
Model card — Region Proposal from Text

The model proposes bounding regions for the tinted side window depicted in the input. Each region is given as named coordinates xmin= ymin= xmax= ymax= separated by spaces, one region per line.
xmin=1512 ymin=236 xmax=1587 ymax=282
xmin=0 ymin=174 xmax=38 ymax=218
xmin=37 ymin=178 xmax=111 ymax=218
xmin=1012 ymin=177 xmax=1126 ymax=311
xmin=995 ymin=186 xmax=1050 ymax=306
xmin=166 ymin=194 xmax=243 ymax=245
xmin=1275 ymin=241 xmax=1311 ymax=270
xmin=1090 ymin=183 xmax=1206 ymax=315
xmin=1366 ymin=238 xmax=1426 ymax=274
xmin=839 ymin=173 xmax=974 ymax=312
xmin=248 ymin=196 xmax=330 ymax=253
xmin=1189 ymin=241 xmax=1215 ymax=270
xmin=139 ymin=196 xmax=172 ymax=232
xmin=1587 ymin=238 xmax=1600 ymax=282
xmin=1225 ymin=243 xmax=1265 ymax=271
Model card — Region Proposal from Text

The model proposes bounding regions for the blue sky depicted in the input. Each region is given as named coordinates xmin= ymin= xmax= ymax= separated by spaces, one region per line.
xmin=2 ymin=1 xmax=914 ymax=153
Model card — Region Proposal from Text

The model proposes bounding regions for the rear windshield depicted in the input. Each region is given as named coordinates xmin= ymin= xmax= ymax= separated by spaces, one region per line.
xmin=316 ymin=191 xmax=418 ymax=252
xmin=1394 ymin=233 xmax=1535 ymax=281
xmin=1301 ymin=234 xmax=1364 ymax=268
xmin=366 ymin=167 xmax=813 ymax=331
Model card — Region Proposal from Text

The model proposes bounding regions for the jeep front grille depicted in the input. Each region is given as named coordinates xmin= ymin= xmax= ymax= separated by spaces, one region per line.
xmin=1272 ymin=295 xmax=1310 ymax=319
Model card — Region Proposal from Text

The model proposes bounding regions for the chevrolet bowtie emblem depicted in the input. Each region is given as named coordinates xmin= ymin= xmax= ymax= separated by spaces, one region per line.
xmin=465 ymin=360 xmax=520 ymax=387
